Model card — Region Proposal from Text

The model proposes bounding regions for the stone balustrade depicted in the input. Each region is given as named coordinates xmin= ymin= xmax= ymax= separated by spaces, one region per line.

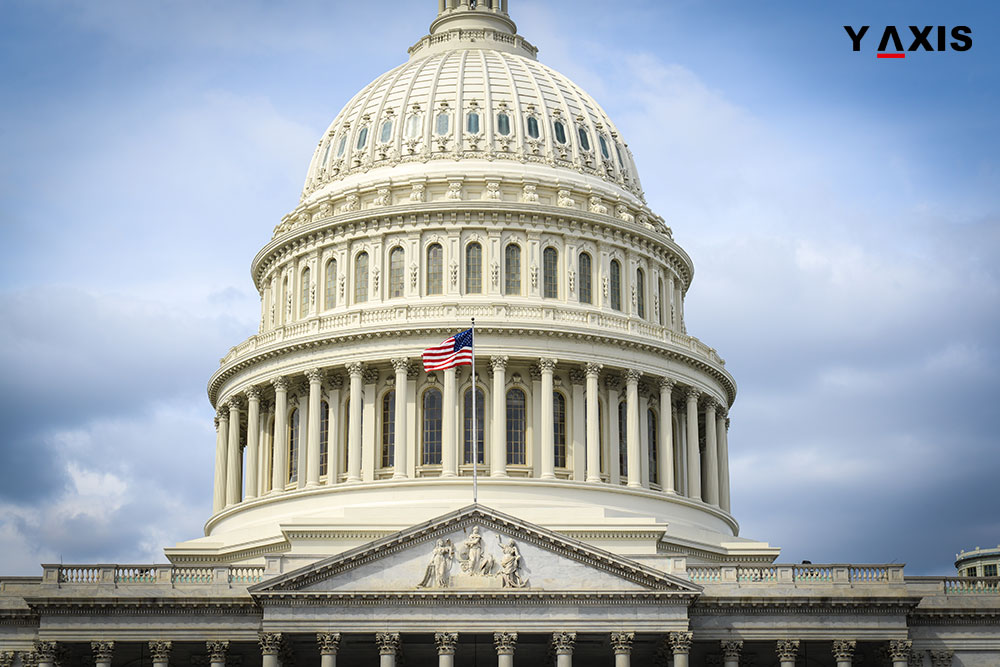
xmin=687 ymin=563 xmax=905 ymax=587
xmin=41 ymin=564 xmax=264 ymax=588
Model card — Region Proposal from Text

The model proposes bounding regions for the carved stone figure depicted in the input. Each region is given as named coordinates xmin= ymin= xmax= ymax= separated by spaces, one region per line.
xmin=446 ymin=182 xmax=463 ymax=200
xmin=521 ymin=184 xmax=538 ymax=203
xmin=557 ymin=190 xmax=576 ymax=208
xmin=588 ymin=196 xmax=607 ymax=214
xmin=498 ymin=537 xmax=528 ymax=588
xmin=459 ymin=527 xmax=495 ymax=576
xmin=417 ymin=539 xmax=455 ymax=588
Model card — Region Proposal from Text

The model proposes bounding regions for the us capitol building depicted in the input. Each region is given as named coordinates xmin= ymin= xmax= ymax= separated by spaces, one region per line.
xmin=1 ymin=2 xmax=997 ymax=666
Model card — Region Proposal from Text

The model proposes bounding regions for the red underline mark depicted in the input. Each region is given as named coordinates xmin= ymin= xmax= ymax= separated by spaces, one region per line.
xmin=877 ymin=53 xmax=906 ymax=59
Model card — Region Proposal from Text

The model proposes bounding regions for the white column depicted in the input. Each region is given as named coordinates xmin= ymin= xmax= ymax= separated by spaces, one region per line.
xmin=259 ymin=633 xmax=281 ymax=667
xmin=585 ymin=362 xmax=603 ymax=482
xmin=435 ymin=632 xmax=458 ymax=667
xmin=494 ymin=633 xmax=516 ymax=667
xmin=685 ymin=388 xmax=701 ymax=500
xmin=361 ymin=368 xmax=377 ymax=482
xmin=212 ymin=412 xmax=228 ymax=512
xmin=442 ymin=367 xmax=457 ymax=477
xmin=207 ymin=641 xmax=228 ymax=667
xmin=392 ymin=358 xmax=409 ymax=479
xmin=669 ymin=632 xmax=692 ymax=667
xmin=571 ymin=370 xmax=586 ymax=481
xmin=271 ymin=377 xmax=289 ymax=492
xmin=704 ymin=399 xmax=720 ymax=506
xmin=607 ymin=376 xmax=621 ymax=484
xmin=673 ymin=402 xmax=684 ymax=494
xmin=376 ymin=632 xmax=399 ymax=667
xmin=552 ymin=632 xmax=575 ymax=667
xmin=658 ymin=379 xmax=675 ymax=493
xmin=611 ymin=633 xmax=633 ymax=667
xmin=226 ymin=398 xmax=241 ymax=507
xmin=305 ymin=369 xmax=324 ymax=487
xmin=327 ymin=375 xmax=342 ymax=485
xmin=832 ymin=640 xmax=856 ymax=667
xmin=260 ymin=402 xmax=273 ymax=495
xmin=490 ymin=356 xmax=508 ymax=477
xmin=722 ymin=640 xmax=742 ymax=667
xmin=539 ymin=358 xmax=557 ymax=479
xmin=777 ymin=640 xmax=799 ymax=667
xmin=718 ymin=411 xmax=731 ymax=512
xmin=245 ymin=387 xmax=261 ymax=500
xmin=317 ymin=633 xmax=341 ymax=667
xmin=625 ymin=370 xmax=641 ymax=488
xmin=92 ymin=641 xmax=114 ymax=667
xmin=346 ymin=362 xmax=364 ymax=482
xmin=888 ymin=640 xmax=913 ymax=667
xmin=149 ymin=641 xmax=171 ymax=667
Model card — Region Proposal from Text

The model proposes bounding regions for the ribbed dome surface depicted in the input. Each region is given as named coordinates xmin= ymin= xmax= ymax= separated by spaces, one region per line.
xmin=301 ymin=48 xmax=645 ymax=205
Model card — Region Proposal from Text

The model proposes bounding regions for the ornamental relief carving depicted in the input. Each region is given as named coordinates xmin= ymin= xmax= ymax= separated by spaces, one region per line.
xmin=416 ymin=527 xmax=529 ymax=590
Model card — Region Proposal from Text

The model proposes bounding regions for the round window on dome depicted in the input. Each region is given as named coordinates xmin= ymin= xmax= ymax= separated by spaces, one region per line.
xmin=466 ymin=112 xmax=480 ymax=134
xmin=553 ymin=120 xmax=567 ymax=145
xmin=578 ymin=127 xmax=591 ymax=151
xmin=356 ymin=127 xmax=369 ymax=151
xmin=379 ymin=119 xmax=393 ymax=144
xmin=496 ymin=112 xmax=511 ymax=136
xmin=598 ymin=135 xmax=611 ymax=160
xmin=405 ymin=114 xmax=422 ymax=140
xmin=526 ymin=116 xmax=540 ymax=139
xmin=336 ymin=135 xmax=347 ymax=158
xmin=436 ymin=112 xmax=451 ymax=136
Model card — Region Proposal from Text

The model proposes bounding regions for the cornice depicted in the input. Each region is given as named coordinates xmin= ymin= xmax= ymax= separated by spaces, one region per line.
xmin=256 ymin=591 xmax=695 ymax=607
xmin=691 ymin=597 xmax=922 ymax=615
xmin=23 ymin=598 xmax=260 ymax=616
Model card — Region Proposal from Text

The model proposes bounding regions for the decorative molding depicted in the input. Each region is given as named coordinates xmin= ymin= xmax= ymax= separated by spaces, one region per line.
xmin=929 ymin=650 xmax=953 ymax=667
xmin=832 ymin=639 xmax=856 ymax=660
xmin=435 ymin=632 xmax=458 ymax=655
xmin=148 ymin=642 xmax=172 ymax=662
xmin=610 ymin=632 xmax=634 ymax=655
xmin=494 ymin=632 xmax=517 ymax=655
xmin=206 ymin=641 xmax=229 ymax=663
xmin=776 ymin=639 xmax=800 ymax=660
xmin=668 ymin=631 xmax=692 ymax=655
xmin=32 ymin=643 xmax=56 ymax=663
xmin=91 ymin=642 xmax=114 ymax=662
xmin=316 ymin=633 xmax=341 ymax=656
xmin=375 ymin=632 xmax=400 ymax=656
xmin=888 ymin=640 xmax=913 ymax=660
xmin=721 ymin=640 xmax=743 ymax=659
xmin=305 ymin=368 xmax=324 ymax=384
xmin=552 ymin=632 xmax=575 ymax=654
xmin=258 ymin=632 xmax=282 ymax=656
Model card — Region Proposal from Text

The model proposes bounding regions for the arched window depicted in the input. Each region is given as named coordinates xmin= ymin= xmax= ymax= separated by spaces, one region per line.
xmin=598 ymin=134 xmax=611 ymax=161
xmin=506 ymin=388 xmax=526 ymax=465
xmin=648 ymin=408 xmax=658 ymax=486
xmin=554 ymin=392 xmax=567 ymax=468
xmin=526 ymin=116 xmax=540 ymax=139
xmin=354 ymin=252 xmax=369 ymax=303
xmin=436 ymin=112 xmax=450 ymax=135
xmin=281 ymin=276 xmax=289 ymax=323
xmin=288 ymin=408 xmax=300 ymax=485
xmin=300 ymin=267 xmax=311 ymax=318
xmin=543 ymin=247 xmax=558 ymax=299
xmin=579 ymin=252 xmax=592 ymax=304
xmin=610 ymin=259 xmax=622 ymax=311
xmin=356 ymin=126 xmax=369 ymax=150
xmin=379 ymin=119 xmax=393 ymax=144
xmin=336 ymin=135 xmax=347 ymax=158
xmin=321 ymin=141 xmax=332 ymax=167
xmin=465 ymin=243 xmax=483 ymax=294
xmin=463 ymin=387 xmax=485 ymax=464
xmin=389 ymin=247 xmax=405 ymax=299
xmin=553 ymin=120 xmax=567 ymax=145
xmin=320 ymin=400 xmax=329 ymax=478
xmin=658 ymin=277 xmax=665 ymax=325
xmin=496 ymin=112 xmax=511 ymax=136
xmin=382 ymin=391 xmax=395 ymax=468
xmin=578 ymin=126 xmax=591 ymax=151
xmin=422 ymin=388 xmax=443 ymax=465
xmin=324 ymin=258 xmax=337 ymax=310
xmin=504 ymin=244 xmax=521 ymax=296
xmin=426 ymin=243 xmax=444 ymax=295
xmin=618 ymin=400 xmax=627 ymax=479
xmin=405 ymin=114 xmax=422 ymax=139
xmin=636 ymin=268 xmax=646 ymax=319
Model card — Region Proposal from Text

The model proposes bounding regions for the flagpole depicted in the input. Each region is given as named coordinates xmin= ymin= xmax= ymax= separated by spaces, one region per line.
xmin=471 ymin=317 xmax=478 ymax=504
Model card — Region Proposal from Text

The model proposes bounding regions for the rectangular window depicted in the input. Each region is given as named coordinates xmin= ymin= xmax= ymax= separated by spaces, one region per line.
xmin=966 ymin=567 xmax=978 ymax=577
xmin=984 ymin=564 xmax=997 ymax=577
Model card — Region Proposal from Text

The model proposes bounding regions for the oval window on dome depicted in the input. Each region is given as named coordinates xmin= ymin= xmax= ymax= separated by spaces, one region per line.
xmin=356 ymin=127 xmax=369 ymax=151
xmin=336 ymin=135 xmax=347 ymax=158
xmin=436 ymin=112 xmax=450 ymax=135
xmin=526 ymin=116 xmax=540 ymax=139
xmin=406 ymin=114 xmax=422 ymax=139
xmin=598 ymin=135 xmax=610 ymax=160
xmin=466 ymin=112 xmax=480 ymax=134
xmin=496 ymin=112 xmax=511 ymax=136
xmin=379 ymin=119 xmax=393 ymax=144
xmin=553 ymin=120 xmax=567 ymax=145
xmin=578 ymin=127 xmax=591 ymax=151
xmin=321 ymin=141 xmax=332 ymax=167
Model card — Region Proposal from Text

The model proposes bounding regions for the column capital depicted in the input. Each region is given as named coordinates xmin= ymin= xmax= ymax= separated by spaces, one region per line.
xmin=305 ymin=368 xmax=325 ymax=384
xmin=685 ymin=387 xmax=700 ymax=402
xmin=669 ymin=632 xmax=692 ymax=655
xmin=33 ymin=642 xmax=56 ymax=662
xmin=929 ymin=650 xmax=954 ymax=667
xmin=888 ymin=640 xmax=913 ymax=660
xmin=585 ymin=362 xmax=603 ymax=378
xmin=490 ymin=355 xmax=509 ymax=371
xmin=659 ymin=377 xmax=676 ymax=392
xmin=271 ymin=376 xmax=289 ymax=392
xmin=346 ymin=362 xmax=365 ymax=378
xmin=246 ymin=385 xmax=262 ymax=401
xmin=217 ymin=408 xmax=229 ymax=422
xmin=375 ymin=632 xmax=400 ymax=656
xmin=624 ymin=369 xmax=642 ymax=384
xmin=91 ymin=642 xmax=114 ymax=662
xmin=776 ymin=639 xmax=800 ymax=660
xmin=21 ymin=654 xmax=38 ymax=667
xmin=721 ymin=640 xmax=743 ymax=659
xmin=227 ymin=396 xmax=242 ymax=410
xmin=362 ymin=367 xmax=379 ymax=384
xmin=391 ymin=357 xmax=410 ymax=372
xmin=832 ymin=639 xmax=856 ymax=660
xmin=610 ymin=632 xmax=634 ymax=655
xmin=316 ymin=633 xmax=341 ymax=656
xmin=528 ymin=363 xmax=542 ymax=381
xmin=0 ymin=652 xmax=15 ymax=667
xmin=551 ymin=632 xmax=575 ymax=655
xmin=148 ymin=642 xmax=172 ymax=662
xmin=258 ymin=632 xmax=283 ymax=656
xmin=568 ymin=368 xmax=586 ymax=384
xmin=538 ymin=358 xmax=557 ymax=373
xmin=327 ymin=373 xmax=344 ymax=390
xmin=434 ymin=632 xmax=459 ymax=656
xmin=494 ymin=632 xmax=518 ymax=655
xmin=702 ymin=396 xmax=717 ymax=412
xmin=206 ymin=641 xmax=229 ymax=662
xmin=604 ymin=373 xmax=621 ymax=391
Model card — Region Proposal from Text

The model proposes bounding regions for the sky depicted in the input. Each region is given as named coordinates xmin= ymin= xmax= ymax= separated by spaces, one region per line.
xmin=0 ymin=0 xmax=997 ymax=576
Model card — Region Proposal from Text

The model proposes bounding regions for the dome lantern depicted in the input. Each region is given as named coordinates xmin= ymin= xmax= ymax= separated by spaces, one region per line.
xmin=412 ymin=0 xmax=534 ymax=60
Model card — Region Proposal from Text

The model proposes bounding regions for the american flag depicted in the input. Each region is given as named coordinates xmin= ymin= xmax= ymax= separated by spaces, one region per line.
xmin=422 ymin=329 xmax=474 ymax=371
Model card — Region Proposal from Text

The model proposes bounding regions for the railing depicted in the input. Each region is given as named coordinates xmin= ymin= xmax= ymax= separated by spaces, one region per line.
xmin=115 ymin=566 xmax=156 ymax=583
xmin=941 ymin=577 xmax=1000 ymax=594
xmin=686 ymin=563 xmax=904 ymax=587
xmin=57 ymin=566 xmax=102 ymax=584
xmin=230 ymin=567 xmax=266 ymax=584
xmin=42 ymin=565 xmax=266 ymax=587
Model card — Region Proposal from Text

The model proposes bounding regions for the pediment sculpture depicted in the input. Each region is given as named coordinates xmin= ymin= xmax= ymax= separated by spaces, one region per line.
xmin=417 ymin=527 xmax=528 ymax=589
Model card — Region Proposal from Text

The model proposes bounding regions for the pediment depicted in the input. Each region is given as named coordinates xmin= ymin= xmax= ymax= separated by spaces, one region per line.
xmin=251 ymin=504 xmax=700 ymax=597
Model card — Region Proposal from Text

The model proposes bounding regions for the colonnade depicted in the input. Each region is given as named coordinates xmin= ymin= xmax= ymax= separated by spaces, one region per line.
xmin=18 ymin=636 xmax=949 ymax=667
xmin=212 ymin=357 xmax=732 ymax=516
